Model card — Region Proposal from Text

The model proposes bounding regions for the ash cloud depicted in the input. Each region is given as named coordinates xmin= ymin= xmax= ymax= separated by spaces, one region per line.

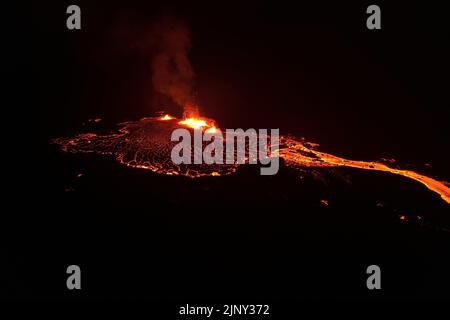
xmin=151 ymin=17 xmax=198 ymax=117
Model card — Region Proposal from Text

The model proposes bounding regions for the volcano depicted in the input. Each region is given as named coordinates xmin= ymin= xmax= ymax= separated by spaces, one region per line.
xmin=52 ymin=114 xmax=450 ymax=205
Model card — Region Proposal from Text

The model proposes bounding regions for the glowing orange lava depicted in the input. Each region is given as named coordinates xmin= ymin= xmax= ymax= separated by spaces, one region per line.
xmin=54 ymin=114 xmax=450 ymax=205
xmin=280 ymin=136 xmax=450 ymax=205
xmin=178 ymin=117 xmax=213 ymax=130
xmin=160 ymin=114 xmax=175 ymax=120
xmin=205 ymin=126 xmax=219 ymax=134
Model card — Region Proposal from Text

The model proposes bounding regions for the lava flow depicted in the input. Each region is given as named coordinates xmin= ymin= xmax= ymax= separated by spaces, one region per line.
xmin=52 ymin=114 xmax=450 ymax=205
xmin=279 ymin=136 xmax=450 ymax=205
xmin=53 ymin=115 xmax=237 ymax=178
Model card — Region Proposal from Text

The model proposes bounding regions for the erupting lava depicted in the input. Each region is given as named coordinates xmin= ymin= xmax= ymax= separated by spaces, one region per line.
xmin=52 ymin=114 xmax=450 ymax=205
xmin=160 ymin=114 xmax=175 ymax=120
xmin=49 ymin=17 xmax=450 ymax=207
xmin=179 ymin=117 xmax=212 ymax=130
xmin=178 ymin=116 xmax=218 ymax=132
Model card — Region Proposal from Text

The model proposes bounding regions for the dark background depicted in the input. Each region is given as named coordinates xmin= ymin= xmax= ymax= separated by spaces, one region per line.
xmin=30 ymin=0 xmax=450 ymax=170
xmin=5 ymin=0 xmax=450 ymax=304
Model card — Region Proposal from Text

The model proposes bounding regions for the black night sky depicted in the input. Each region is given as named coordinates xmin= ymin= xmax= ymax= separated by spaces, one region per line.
xmin=5 ymin=0 xmax=450 ymax=305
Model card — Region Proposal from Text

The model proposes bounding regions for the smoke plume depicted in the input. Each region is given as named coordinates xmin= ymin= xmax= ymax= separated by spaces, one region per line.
xmin=151 ymin=17 xmax=199 ymax=118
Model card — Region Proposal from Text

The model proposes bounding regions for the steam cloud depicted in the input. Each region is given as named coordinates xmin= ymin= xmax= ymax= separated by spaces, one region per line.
xmin=151 ymin=17 xmax=199 ymax=118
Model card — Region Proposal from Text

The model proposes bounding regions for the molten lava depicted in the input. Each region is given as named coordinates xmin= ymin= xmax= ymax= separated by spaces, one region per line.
xmin=178 ymin=117 xmax=215 ymax=130
xmin=52 ymin=114 xmax=450 ymax=205
xmin=160 ymin=114 xmax=175 ymax=120
xmin=279 ymin=136 xmax=450 ymax=205
xmin=205 ymin=126 xmax=219 ymax=134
